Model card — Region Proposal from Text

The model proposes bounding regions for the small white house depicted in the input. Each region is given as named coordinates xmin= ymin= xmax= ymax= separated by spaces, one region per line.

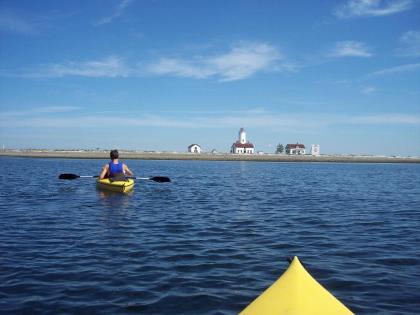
xmin=286 ymin=143 xmax=306 ymax=155
xmin=188 ymin=144 xmax=201 ymax=153
xmin=231 ymin=128 xmax=255 ymax=154
xmin=311 ymin=144 xmax=320 ymax=156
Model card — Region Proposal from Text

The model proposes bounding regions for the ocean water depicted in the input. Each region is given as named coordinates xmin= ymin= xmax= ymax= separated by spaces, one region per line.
xmin=1 ymin=157 xmax=419 ymax=314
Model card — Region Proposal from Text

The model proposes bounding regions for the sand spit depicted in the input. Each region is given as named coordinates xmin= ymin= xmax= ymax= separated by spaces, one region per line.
xmin=1 ymin=150 xmax=419 ymax=163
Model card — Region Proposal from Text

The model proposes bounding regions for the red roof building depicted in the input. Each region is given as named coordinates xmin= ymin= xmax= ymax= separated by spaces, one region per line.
xmin=286 ymin=143 xmax=306 ymax=155
xmin=231 ymin=128 xmax=255 ymax=154
xmin=232 ymin=141 xmax=255 ymax=149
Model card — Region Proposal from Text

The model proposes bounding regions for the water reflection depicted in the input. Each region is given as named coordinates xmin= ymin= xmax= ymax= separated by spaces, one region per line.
xmin=97 ymin=189 xmax=133 ymax=209
xmin=97 ymin=189 xmax=137 ymax=231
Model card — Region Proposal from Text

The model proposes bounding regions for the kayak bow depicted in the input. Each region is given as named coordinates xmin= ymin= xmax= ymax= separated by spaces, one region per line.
xmin=240 ymin=256 xmax=353 ymax=315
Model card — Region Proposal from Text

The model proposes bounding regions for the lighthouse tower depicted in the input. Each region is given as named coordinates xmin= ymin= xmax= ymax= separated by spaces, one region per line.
xmin=231 ymin=128 xmax=254 ymax=154
xmin=239 ymin=128 xmax=246 ymax=144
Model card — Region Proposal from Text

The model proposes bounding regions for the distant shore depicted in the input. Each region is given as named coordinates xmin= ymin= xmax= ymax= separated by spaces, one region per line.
xmin=1 ymin=150 xmax=420 ymax=163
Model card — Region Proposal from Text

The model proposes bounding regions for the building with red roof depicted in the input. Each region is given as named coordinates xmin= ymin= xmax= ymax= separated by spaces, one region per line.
xmin=286 ymin=143 xmax=306 ymax=155
xmin=231 ymin=128 xmax=255 ymax=154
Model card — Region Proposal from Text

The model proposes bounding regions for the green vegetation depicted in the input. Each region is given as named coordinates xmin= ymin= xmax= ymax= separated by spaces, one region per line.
xmin=276 ymin=144 xmax=284 ymax=154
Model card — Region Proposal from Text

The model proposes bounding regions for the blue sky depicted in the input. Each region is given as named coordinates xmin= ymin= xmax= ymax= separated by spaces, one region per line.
xmin=0 ymin=0 xmax=419 ymax=155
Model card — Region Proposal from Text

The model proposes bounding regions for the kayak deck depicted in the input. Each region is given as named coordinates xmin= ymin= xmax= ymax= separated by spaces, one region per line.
xmin=240 ymin=256 xmax=353 ymax=315
xmin=96 ymin=178 xmax=135 ymax=193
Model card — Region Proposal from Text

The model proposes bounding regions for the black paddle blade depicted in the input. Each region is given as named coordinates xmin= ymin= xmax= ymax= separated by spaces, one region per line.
xmin=150 ymin=176 xmax=171 ymax=183
xmin=59 ymin=173 xmax=79 ymax=180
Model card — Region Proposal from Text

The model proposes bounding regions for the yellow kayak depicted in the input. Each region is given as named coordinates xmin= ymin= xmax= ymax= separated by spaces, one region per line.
xmin=96 ymin=178 xmax=135 ymax=193
xmin=240 ymin=256 xmax=354 ymax=315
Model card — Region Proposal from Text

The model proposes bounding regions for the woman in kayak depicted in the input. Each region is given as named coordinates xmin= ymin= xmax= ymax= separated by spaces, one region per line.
xmin=99 ymin=149 xmax=133 ymax=180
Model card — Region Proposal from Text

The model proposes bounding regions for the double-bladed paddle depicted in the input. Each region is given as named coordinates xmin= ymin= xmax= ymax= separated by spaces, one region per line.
xmin=58 ymin=173 xmax=170 ymax=183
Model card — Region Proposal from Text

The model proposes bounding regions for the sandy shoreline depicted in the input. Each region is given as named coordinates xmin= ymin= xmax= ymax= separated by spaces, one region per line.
xmin=1 ymin=150 xmax=419 ymax=163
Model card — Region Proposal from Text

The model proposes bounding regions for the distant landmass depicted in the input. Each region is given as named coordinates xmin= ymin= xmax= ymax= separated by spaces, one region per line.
xmin=1 ymin=149 xmax=419 ymax=164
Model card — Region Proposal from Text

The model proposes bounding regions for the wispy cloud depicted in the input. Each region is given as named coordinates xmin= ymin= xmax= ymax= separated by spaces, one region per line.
xmin=347 ymin=114 xmax=420 ymax=124
xmin=148 ymin=42 xmax=287 ymax=81
xmin=1 ymin=106 xmax=80 ymax=117
xmin=361 ymin=86 xmax=377 ymax=94
xmin=2 ymin=42 xmax=289 ymax=81
xmin=148 ymin=58 xmax=213 ymax=79
xmin=22 ymin=56 xmax=131 ymax=78
xmin=327 ymin=41 xmax=373 ymax=58
xmin=0 ymin=12 xmax=36 ymax=34
xmin=395 ymin=30 xmax=420 ymax=58
xmin=334 ymin=0 xmax=414 ymax=19
xmin=2 ymin=109 xmax=419 ymax=129
xmin=368 ymin=63 xmax=420 ymax=76
xmin=95 ymin=0 xmax=134 ymax=26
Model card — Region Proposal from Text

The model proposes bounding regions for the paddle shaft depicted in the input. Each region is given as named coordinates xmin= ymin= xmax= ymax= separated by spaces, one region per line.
xmin=59 ymin=173 xmax=170 ymax=182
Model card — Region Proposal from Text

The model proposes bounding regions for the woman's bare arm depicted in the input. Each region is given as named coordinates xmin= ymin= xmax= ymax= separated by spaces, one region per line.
xmin=123 ymin=164 xmax=133 ymax=176
xmin=99 ymin=164 xmax=109 ymax=179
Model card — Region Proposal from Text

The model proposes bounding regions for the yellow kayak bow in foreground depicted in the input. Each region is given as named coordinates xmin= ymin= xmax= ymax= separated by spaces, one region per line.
xmin=240 ymin=256 xmax=354 ymax=315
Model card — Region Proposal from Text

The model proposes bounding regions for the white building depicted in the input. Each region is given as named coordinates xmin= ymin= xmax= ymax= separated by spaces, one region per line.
xmin=188 ymin=144 xmax=201 ymax=153
xmin=231 ymin=128 xmax=255 ymax=154
xmin=311 ymin=144 xmax=320 ymax=156
xmin=286 ymin=143 xmax=306 ymax=155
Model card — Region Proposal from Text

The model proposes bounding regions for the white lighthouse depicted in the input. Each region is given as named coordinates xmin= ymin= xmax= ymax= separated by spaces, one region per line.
xmin=239 ymin=127 xmax=246 ymax=144
xmin=231 ymin=128 xmax=255 ymax=154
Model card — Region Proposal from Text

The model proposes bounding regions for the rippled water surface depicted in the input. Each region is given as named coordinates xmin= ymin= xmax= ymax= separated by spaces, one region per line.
xmin=1 ymin=157 xmax=420 ymax=314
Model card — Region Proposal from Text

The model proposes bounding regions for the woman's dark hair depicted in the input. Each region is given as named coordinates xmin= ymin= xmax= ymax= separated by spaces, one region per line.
xmin=110 ymin=149 xmax=119 ymax=160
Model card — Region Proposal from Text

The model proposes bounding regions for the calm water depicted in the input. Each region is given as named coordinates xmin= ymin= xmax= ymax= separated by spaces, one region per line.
xmin=1 ymin=157 xmax=419 ymax=314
